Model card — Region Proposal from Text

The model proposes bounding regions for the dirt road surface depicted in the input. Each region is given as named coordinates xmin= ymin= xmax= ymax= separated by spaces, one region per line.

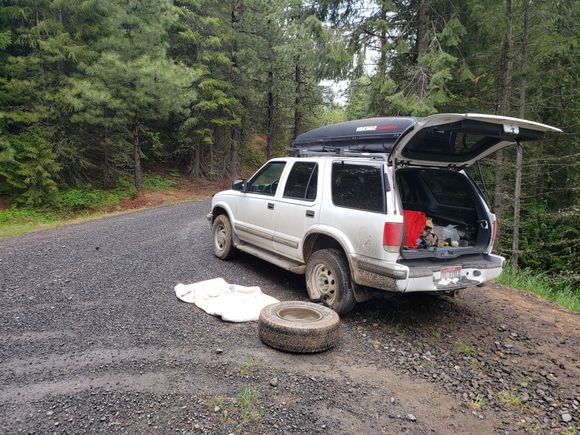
xmin=0 ymin=201 xmax=578 ymax=434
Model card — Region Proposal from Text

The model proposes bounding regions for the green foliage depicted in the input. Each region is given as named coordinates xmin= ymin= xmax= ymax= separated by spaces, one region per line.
xmin=468 ymin=394 xmax=488 ymax=411
xmin=56 ymin=182 xmax=134 ymax=211
xmin=0 ymin=129 xmax=60 ymax=206
xmin=497 ymin=264 xmax=579 ymax=313
xmin=0 ymin=206 xmax=59 ymax=237
xmin=456 ymin=339 xmax=477 ymax=356
xmin=141 ymin=174 xmax=177 ymax=191
xmin=237 ymin=385 xmax=262 ymax=423
xmin=497 ymin=389 xmax=524 ymax=408
xmin=239 ymin=357 xmax=259 ymax=376
xmin=239 ymin=144 xmax=264 ymax=174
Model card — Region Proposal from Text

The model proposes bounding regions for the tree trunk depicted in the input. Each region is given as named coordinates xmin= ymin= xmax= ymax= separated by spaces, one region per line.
xmin=229 ymin=1 xmax=241 ymax=178
xmin=512 ymin=0 xmax=529 ymax=267
xmin=416 ymin=0 xmax=429 ymax=100
xmin=103 ymin=142 xmax=110 ymax=188
xmin=266 ymin=70 xmax=274 ymax=160
xmin=493 ymin=0 xmax=514 ymax=239
xmin=293 ymin=64 xmax=302 ymax=140
xmin=375 ymin=6 xmax=388 ymax=115
xmin=133 ymin=121 xmax=142 ymax=191
xmin=192 ymin=145 xmax=200 ymax=178
xmin=230 ymin=128 xmax=239 ymax=180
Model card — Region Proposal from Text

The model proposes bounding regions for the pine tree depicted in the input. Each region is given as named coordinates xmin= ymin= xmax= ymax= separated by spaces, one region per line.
xmin=64 ymin=0 xmax=197 ymax=190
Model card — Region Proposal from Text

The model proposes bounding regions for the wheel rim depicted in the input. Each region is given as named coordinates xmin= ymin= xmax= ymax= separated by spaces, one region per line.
xmin=310 ymin=263 xmax=337 ymax=304
xmin=277 ymin=307 xmax=323 ymax=321
xmin=214 ymin=223 xmax=226 ymax=252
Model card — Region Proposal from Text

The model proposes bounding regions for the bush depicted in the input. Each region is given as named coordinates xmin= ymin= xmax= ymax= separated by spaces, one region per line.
xmin=56 ymin=177 xmax=138 ymax=211
xmin=141 ymin=173 xmax=177 ymax=191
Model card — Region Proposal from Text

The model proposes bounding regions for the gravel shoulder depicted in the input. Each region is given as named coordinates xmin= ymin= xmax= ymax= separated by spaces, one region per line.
xmin=0 ymin=201 xmax=578 ymax=434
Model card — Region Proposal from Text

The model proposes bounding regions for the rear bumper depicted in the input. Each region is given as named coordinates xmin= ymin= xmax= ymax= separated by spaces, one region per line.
xmin=351 ymin=253 xmax=504 ymax=293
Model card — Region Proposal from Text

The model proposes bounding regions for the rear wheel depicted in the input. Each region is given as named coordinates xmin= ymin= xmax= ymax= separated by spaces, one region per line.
xmin=212 ymin=214 xmax=236 ymax=260
xmin=305 ymin=249 xmax=356 ymax=314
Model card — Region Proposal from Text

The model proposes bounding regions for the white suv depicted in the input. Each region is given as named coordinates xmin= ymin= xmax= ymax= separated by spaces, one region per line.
xmin=208 ymin=113 xmax=560 ymax=314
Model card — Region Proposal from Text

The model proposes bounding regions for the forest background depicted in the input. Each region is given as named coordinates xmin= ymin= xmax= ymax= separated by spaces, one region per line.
xmin=0 ymin=0 xmax=578 ymax=300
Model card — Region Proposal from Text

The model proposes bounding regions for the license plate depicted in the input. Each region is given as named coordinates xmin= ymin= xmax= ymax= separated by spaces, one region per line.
xmin=440 ymin=266 xmax=462 ymax=282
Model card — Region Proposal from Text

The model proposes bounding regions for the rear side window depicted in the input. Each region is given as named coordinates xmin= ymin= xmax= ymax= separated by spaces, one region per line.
xmin=332 ymin=163 xmax=384 ymax=212
xmin=420 ymin=171 xmax=475 ymax=207
xmin=283 ymin=162 xmax=318 ymax=201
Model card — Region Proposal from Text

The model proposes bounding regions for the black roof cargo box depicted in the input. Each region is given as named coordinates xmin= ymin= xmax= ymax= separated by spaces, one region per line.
xmin=293 ymin=117 xmax=418 ymax=153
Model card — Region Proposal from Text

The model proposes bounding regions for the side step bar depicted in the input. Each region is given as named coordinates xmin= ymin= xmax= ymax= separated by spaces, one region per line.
xmin=235 ymin=243 xmax=306 ymax=275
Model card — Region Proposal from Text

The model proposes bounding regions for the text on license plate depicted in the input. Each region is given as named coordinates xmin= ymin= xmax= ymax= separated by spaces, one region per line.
xmin=440 ymin=266 xmax=462 ymax=281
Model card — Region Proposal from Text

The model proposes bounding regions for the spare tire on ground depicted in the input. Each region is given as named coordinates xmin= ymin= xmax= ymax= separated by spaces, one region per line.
xmin=258 ymin=301 xmax=340 ymax=353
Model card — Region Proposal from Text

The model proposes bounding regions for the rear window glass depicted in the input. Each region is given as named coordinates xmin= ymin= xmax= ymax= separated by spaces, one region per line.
xmin=400 ymin=120 xmax=509 ymax=163
xmin=420 ymin=171 xmax=475 ymax=207
xmin=284 ymin=162 xmax=318 ymax=201
xmin=331 ymin=163 xmax=384 ymax=212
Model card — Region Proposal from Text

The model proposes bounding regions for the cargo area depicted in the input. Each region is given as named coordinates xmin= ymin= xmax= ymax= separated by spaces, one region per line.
xmin=396 ymin=168 xmax=492 ymax=260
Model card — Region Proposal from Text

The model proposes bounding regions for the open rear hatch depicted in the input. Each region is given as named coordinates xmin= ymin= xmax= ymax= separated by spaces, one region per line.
xmin=388 ymin=113 xmax=562 ymax=168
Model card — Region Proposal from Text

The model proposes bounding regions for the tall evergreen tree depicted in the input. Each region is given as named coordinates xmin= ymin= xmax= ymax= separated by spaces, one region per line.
xmin=64 ymin=0 xmax=197 ymax=190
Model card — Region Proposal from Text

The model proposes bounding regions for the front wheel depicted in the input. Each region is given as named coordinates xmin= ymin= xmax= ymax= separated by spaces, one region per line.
xmin=305 ymin=248 xmax=356 ymax=314
xmin=212 ymin=214 xmax=236 ymax=260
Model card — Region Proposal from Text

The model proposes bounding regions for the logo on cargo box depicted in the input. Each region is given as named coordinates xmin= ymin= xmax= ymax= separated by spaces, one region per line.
xmin=355 ymin=125 xmax=398 ymax=132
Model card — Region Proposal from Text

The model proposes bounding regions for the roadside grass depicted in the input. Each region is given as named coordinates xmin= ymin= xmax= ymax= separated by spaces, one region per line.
xmin=497 ymin=389 xmax=524 ymax=408
xmin=0 ymin=207 xmax=60 ymax=237
xmin=456 ymin=339 xmax=477 ymax=356
xmin=239 ymin=357 xmax=259 ymax=376
xmin=237 ymin=385 xmax=262 ymax=423
xmin=497 ymin=264 xmax=579 ymax=313
xmin=0 ymin=173 xmax=189 ymax=237
xmin=468 ymin=394 xmax=488 ymax=411
xmin=206 ymin=385 xmax=262 ymax=425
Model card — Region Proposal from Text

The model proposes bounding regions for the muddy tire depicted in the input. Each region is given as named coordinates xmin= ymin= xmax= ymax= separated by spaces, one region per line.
xmin=212 ymin=214 xmax=236 ymax=260
xmin=258 ymin=301 xmax=340 ymax=353
xmin=305 ymin=249 xmax=356 ymax=314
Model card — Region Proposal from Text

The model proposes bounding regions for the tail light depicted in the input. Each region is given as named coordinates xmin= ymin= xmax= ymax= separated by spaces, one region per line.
xmin=383 ymin=222 xmax=403 ymax=253
xmin=491 ymin=220 xmax=497 ymax=242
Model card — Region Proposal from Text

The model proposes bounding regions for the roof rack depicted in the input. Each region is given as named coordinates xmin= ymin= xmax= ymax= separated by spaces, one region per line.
xmin=288 ymin=147 xmax=389 ymax=161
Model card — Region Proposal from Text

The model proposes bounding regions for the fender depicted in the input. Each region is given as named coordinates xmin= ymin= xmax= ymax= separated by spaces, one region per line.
xmin=210 ymin=197 xmax=241 ymax=244
xmin=302 ymin=224 xmax=356 ymax=266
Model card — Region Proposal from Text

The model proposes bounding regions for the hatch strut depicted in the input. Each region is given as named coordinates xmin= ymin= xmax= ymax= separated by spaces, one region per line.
xmin=476 ymin=160 xmax=487 ymax=196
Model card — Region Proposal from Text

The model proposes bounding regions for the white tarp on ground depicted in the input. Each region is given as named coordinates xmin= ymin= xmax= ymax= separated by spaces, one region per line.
xmin=174 ymin=277 xmax=279 ymax=322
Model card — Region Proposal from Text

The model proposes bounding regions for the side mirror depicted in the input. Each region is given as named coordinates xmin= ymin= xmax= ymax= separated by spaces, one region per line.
xmin=232 ymin=179 xmax=246 ymax=192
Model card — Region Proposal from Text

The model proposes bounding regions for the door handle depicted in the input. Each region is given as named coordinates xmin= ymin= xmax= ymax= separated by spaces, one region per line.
xmin=267 ymin=202 xmax=274 ymax=210
xmin=306 ymin=210 xmax=315 ymax=217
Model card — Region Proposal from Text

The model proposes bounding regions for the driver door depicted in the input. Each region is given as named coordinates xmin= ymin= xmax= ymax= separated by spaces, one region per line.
xmin=234 ymin=160 xmax=287 ymax=251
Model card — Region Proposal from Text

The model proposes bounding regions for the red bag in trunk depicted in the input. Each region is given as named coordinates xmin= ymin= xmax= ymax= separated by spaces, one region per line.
xmin=403 ymin=210 xmax=426 ymax=249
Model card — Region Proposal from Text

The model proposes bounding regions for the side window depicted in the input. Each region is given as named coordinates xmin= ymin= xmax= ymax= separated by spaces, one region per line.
xmin=283 ymin=162 xmax=318 ymax=201
xmin=331 ymin=163 xmax=385 ymax=212
xmin=246 ymin=161 xmax=286 ymax=196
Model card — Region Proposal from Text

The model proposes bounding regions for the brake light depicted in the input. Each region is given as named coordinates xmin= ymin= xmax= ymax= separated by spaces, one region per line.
xmin=383 ymin=222 xmax=403 ymax=253
xmin=491 ymin=220 xmax=497 ymax=242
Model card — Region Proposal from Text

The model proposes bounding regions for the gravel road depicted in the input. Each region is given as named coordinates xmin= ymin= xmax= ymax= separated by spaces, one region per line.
xmin=1 ymin=200 xmax=578 ymax=434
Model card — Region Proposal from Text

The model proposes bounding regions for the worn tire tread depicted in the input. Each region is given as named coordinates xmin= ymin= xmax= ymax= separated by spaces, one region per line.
xmin=258 ymin=301 xmax=340 ymax=353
